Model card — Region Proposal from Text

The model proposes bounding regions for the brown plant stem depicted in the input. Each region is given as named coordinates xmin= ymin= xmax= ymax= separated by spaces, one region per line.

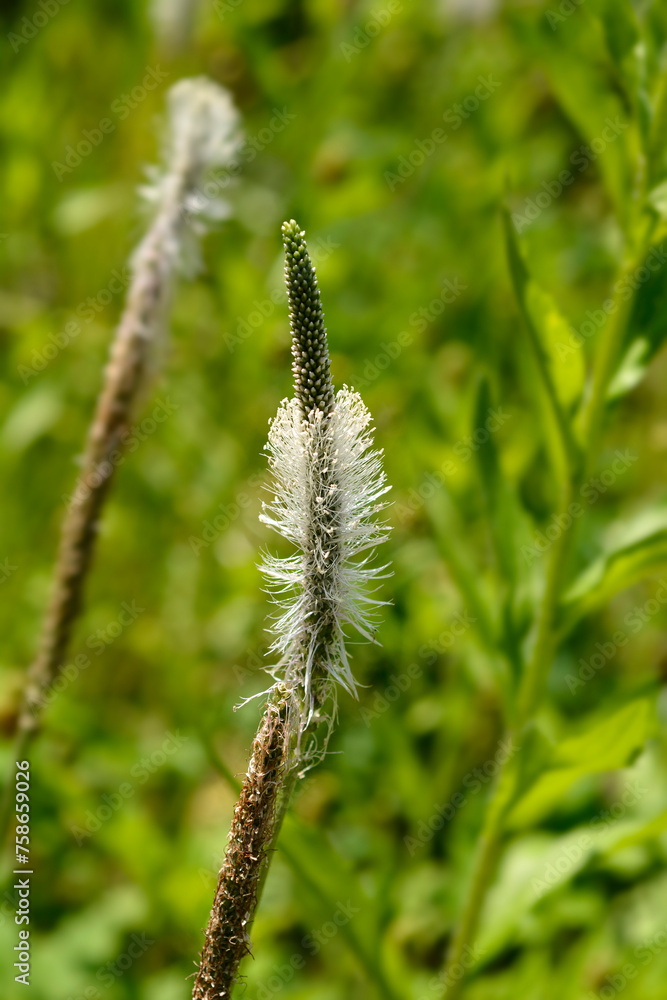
xmin=192 ymin=699 xmax=292 ymax=999
xmin=0 ymin=130 xmax=202 ymax=851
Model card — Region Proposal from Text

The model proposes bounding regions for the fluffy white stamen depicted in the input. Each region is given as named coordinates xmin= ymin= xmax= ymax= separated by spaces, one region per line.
xmin=261 ymin=387 xmax=390 ymax=726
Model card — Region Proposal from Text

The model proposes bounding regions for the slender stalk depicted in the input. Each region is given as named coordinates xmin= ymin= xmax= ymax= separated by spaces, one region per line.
xmin=442 ymin=757 xmax=516 ymax=984
xmin=440 ymin=481 xmax=572 ymax=998
xmin=439 ymin=204 xmax=654 ymax=999
xmin=0 ymin=78 xmax=240 ymax=852
xmin=502 ymin=208 xmax=579 ymax=475
xmin=514 ymin=481 xmax=573 ymax=727
xmin=578 ymin=252 xmax=644 ymax=473
xmin=1 ymin=185 xmax=183 ymax=846
xmin=193 ymin=698 xmax=292 ymax=1000
xmin=204 ymin=739 xmax=400 ymax=1000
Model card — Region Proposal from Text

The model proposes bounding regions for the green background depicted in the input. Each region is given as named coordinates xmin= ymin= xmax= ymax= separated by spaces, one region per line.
xmin=1 ymin=1 xmax=667 ymax=998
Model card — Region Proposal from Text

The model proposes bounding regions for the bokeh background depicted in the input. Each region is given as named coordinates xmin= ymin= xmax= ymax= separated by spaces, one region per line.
xmin=1 ymin=1 xmax=667 ymax=998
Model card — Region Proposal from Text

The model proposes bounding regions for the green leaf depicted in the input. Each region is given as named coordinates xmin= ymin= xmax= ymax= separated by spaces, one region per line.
xmin=502 ymin=208 xmax=582 ymax=474
xmin=503 ymin=209 xmax=585 ymax=411
xmin=588 ymin=0 xmax=640 ymax=71
xmin=514 ymin=12 xmax=637 ymax=225
xmin=648 ymin=179 xmax=667 ymax=218
xmin=601 ymin=808 xmax=667 ymax=857
xmin=552 ymin=699 xmax=650 ymax=769
xmin=525 ymin=284 xmax=586 ymax=410
xmin=507 ymin=700 xmax=651 ymax=828
xmin=620 ymin=241 xmax=667 ymax=379
xmin=473 ymin=376 xmax=517 ymax=586
xmin=475 ymin=830 xmax=592 ymax=960
xmin=278 ymin=817 xmax=401 ymax=1000
xmin=607 ymin=337 xmax=650 ymax=399
xmin=478 ymin=805 xmax=667 ymax=962
xmin=472 ymin=376 xmax=540 ymax=678
xmin=512 ymin=721 xmax=557 ymax=804
xmin=559 ymin=505 xmax=667 ymax=631
xmin=426 ymin=491 xmax=498 ymax=653
xmin=586 ymin=0 xmax=647 ymax=148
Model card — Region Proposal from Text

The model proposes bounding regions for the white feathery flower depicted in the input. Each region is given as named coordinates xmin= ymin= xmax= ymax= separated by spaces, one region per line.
xmin=137 ymin=76 xmax=242 ymax=279
xmin=259 ymin=222 xmax=390 ymax=731
xmin=120 ymin=76 xmax=241 ymax=392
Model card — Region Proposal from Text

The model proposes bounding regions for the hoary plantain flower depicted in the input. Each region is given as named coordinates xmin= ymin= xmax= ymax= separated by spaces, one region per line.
xmin=261 ymin=220 xmax=390 ymax=737
xmin=13 ymin=77 xmax=241 ymax=762
xmin=1 ymin=74 xmax=242 ymax=859
xmin=192 ymin=221 xmax=390 ymax=999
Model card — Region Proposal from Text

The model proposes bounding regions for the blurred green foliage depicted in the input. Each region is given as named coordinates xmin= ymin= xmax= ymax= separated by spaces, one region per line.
xmin=1 ymin=1 xmax=667 ymax=999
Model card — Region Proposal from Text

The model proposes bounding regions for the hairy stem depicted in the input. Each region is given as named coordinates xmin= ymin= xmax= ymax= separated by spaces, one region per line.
xmin=1 ymin=78 xmax=241 ymax=852
xmin=193 ymin=699 xmax=291 ymax=1000
xmin=0 ymin=179 xmax=188 ymax=850
xmin=204 ymin=741 xmax=400 ymax=1000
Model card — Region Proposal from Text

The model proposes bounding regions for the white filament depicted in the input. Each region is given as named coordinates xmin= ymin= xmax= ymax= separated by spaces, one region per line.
xmin=261 ymin=387 xmax=390 ymax=729
xmin=137 ymin=76 xmax=242 ymax=280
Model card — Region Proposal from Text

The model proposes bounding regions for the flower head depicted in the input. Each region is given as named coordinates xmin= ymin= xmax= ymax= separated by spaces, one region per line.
xmin=261 ymin=222 xmax=390 ymax=733
xmin=138 ymin=77 xmax=242 ymax=277
xmin=282 ymin=218 xmax=335 ymax=419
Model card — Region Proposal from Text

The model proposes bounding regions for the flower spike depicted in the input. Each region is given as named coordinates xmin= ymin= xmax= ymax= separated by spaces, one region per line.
xmin=261 ymin=221 xmax=391 ymax=730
